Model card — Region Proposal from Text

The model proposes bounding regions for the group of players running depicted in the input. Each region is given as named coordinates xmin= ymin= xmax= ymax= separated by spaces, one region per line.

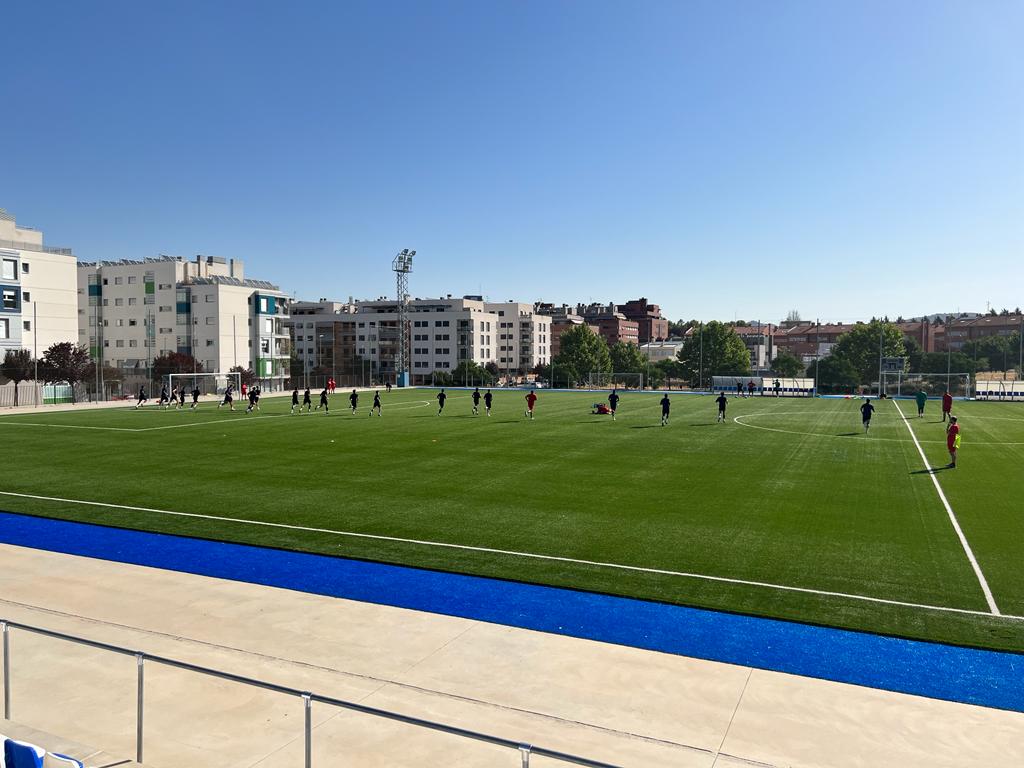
xmin=133 ymin=381 xmax=963 ymax=464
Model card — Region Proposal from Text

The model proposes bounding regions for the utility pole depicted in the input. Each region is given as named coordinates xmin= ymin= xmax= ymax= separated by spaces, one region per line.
xmin=878 ymin=322 xmax=884 ymax=397
xmin=814 ymin=318 xmax=820 ymax=397
xmin=698 ymin=321 xmax=704 ymax=391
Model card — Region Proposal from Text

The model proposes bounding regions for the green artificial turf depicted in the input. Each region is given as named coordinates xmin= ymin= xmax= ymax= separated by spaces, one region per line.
xmin=1 ymin=388 xmax=1023 ymax=652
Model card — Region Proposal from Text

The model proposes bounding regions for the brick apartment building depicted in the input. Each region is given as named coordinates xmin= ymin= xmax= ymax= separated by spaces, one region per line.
xmin=940 ymin=315 xmax=1023 ymax=351
xmin=575 ymin=303 xmax=640 ymax=346
xmin=617 ymin=298 xmax=669 ymax=344
xmin=773 ymin=323 xmax=856 ymax=363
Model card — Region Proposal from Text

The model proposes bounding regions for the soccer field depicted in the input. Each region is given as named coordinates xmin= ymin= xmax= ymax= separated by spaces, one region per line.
xmin=2 ymin=388 xmax=1023 ymax=652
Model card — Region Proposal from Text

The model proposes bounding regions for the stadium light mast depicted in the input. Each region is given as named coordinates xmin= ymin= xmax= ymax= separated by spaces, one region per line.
xmin=392 ymin=249 xmax=415 ymax=387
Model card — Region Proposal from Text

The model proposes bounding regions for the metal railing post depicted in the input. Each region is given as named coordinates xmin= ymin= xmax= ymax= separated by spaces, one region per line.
xmin=303 ymin=693 xmax=312 ymax=768
xmin=2 ymin=621 xmax=10 ymax=719
xmin=519 ymin=744 xmax=531 ymax=767
xmin=136 ymin=653 xmax=145 ymax=764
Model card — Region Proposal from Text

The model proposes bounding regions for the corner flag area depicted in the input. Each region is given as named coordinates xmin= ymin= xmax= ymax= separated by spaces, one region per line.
xmin=2 ymin=388 xmax=1023 ymax=653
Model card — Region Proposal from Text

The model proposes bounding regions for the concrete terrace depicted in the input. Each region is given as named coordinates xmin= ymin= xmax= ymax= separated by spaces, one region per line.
xmin=1 ymin=544 xmax=1022 ymax=767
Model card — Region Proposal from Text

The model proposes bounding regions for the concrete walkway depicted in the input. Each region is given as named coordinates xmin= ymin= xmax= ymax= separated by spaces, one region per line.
xmin=0 ymin=543 xmax=1020 ymax=768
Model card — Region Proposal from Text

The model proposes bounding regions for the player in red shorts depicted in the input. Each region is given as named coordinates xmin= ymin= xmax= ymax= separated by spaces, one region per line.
xmin=946 ymin=416 xmax=960 ymax=468
xmin=525 ymin=390 xmax=537 ymax=419
xmin=941 ymin=390 xmax=953 ymax=422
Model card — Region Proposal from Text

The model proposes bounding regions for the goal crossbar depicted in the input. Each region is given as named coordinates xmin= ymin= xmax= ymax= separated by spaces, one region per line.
xmin=880 ymin=371 xmax=972 ymax=398
xmin=167 ymin=372 xmax=242 ymax=396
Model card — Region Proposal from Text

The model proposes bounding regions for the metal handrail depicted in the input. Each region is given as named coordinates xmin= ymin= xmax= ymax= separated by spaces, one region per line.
xmin=0 ymin=239 xmax=74 ymax=256
xmin=0 ymin=618 xmax=622 ymax=768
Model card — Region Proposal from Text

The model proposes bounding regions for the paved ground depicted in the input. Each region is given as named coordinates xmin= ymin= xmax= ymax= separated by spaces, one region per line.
xmin=0 ymin=543 xmax=1021 ymax=768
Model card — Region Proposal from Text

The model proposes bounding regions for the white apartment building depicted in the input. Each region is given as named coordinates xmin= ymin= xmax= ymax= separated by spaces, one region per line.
xmin=0 ymin=209 xmax=78 ymax=355
xmin=288 ymin=295 xmax=552 ymax=385
xmin=77 ymin=255 xmax=291 ymax=385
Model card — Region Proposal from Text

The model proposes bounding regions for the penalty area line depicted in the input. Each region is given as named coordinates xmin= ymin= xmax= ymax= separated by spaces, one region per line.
xmin=0 ymin=490 xmax=1020 ymax=624
xmin=893 ymin=399 xmax=1000 ymax=615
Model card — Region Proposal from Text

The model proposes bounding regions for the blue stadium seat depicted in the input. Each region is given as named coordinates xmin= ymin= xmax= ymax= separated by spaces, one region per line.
xmin=3 ymin=738 xmax=45 ymax=768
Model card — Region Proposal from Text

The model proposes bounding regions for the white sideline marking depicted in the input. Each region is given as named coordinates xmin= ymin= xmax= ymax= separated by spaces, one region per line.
xmin=892 ymin=400 xmax=1000 ymax=615
xmin=0 ymin=490 xmax=1020 ymax=623
xmin=0 ymin=422 xmax=137 ymax=432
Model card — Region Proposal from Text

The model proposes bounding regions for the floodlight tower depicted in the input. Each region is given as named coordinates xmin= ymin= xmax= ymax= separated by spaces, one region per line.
xmin=392 ymin=249 xmax=416 ymax=387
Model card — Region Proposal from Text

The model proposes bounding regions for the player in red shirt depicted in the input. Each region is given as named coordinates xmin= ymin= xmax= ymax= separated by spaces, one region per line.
xmin=941 ymin=390 xmax=953 ymax=422
xmin=525 ymin=391 xmax=538 ymax=419
xmin=946 ymin=416 xmax=960 ymax=468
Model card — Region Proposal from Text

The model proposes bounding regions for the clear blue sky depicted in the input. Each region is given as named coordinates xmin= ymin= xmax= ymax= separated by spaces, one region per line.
xmin=3 ymin=1 xmax=1021 ymax=323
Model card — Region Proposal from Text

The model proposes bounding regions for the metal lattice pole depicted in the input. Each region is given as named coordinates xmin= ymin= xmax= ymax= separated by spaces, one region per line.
xmin=392 ymin=250 xmax=415 ymax=385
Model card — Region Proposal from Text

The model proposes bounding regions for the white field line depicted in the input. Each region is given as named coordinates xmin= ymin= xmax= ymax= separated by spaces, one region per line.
xmin=0 ymin=490 xmax=1020 ymax=623
xmin=0 ymin=422 xmax=137 ymax=432
xmin=0 ymin=400 xmax=438 ymax=433
xmin=892 ymin=399 xmax=1000 ymax=615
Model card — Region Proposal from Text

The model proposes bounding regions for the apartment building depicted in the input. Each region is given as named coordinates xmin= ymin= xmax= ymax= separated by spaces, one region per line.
xmin=732 ymin=324 xmax=776 ymax=371
xmin=286 ymin=299 xmax=359 ymax=381
xmin=0 ymin=209 xmax=78 ymax=355
xmin=575 ymin=303 xmax=640 ymax=346
xmin=533 ymin=304 xmax=601 ymax=359
xmin=289 ymin=296 xmax=552 ymax=385
xmin=77 ymin=255 xmax=291 ymax=385
xmin=942 ymin=315 xmax=1023 ymax=351
xmin=773 ymin=323 xmax=856 ymax=363
xmin=617 ymin=298 xmax=669 ymax=344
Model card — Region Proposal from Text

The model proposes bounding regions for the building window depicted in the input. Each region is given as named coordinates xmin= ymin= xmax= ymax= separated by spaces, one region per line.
xmin=159 ymin=283 xmax=172 ymax=290
xmin=20 ymin=262 xmax=29 ymax=274
xmin=128 ymin=297 xmax=137 ymax=306
xmin=206 ymin=317 xmax=215 ymax=325
xmin=205 ymin=295 xmax=214 ymax=303
xmin=127 ymin=276 xmax=137 ymax=284
xmin=159 ymin=305 xmax=172 ymax=312
xmin=129 ymin=339 xmax=138 ymax=348
xmin=116 ymin=340 xmax=125 ymax=348
xmin=114 ymin=277 xmax=123 ymax=285
xmin=1 ymin=289 xmax=17 ymax=309
xmin=114 ymin=298 xmax=124 ymax=306
xmin=206 ymin=339 xmax=215 ymax=347
xmin=0 ymin=319 xmax=7 ymax=338
xmin=1 ymin=259 xmax=16 ymax=280
xmin=21 ymin=291 xmax=30 ymax=302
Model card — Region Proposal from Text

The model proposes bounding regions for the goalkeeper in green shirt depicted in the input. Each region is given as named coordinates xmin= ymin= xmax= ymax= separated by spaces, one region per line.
xmin=915 ymin=389 xmax=927 ymax=418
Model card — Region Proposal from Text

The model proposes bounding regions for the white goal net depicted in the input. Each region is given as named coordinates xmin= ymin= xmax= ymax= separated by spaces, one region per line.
xmin=167 ymin=372 xmax=242 ymax=397
xmin=587 ymin=372 xmax=644 ymax=390
xmin=880 ymin=371 xmax=972 ymax=398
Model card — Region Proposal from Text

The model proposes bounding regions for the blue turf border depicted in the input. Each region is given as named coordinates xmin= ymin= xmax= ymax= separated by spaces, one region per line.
xmin=1 ymin=511 xmax=1021 ymax=712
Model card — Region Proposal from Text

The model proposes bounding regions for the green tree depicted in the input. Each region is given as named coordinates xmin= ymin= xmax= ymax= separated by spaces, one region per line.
xmin=1 ymin=349 xmax=35 ymax=406
xmin=152 ymin=352 xmax=205 ymax=381
xmin=770 ymin=349 xmax=804 ymax=378
xmin=676 ymin=321 xmax=749 ymax=387
xmin=553 ymin=325 xmax=611 ymax=386
xmin=918 ymin=351 xmax=978 ymax=375
xmin=667 ymin=319 xmax=698 ymax=338
xmin=962 ymin=336 xmax=1011 ymax=372
xmin=829 ymin=321 xmax=906 ymax=384
xmin=453 ymin=360 xmax=494 ymax=386
xmin=430 ymin=369 xmax=454 ymax=387
xmin=809 ymin=356 xmax=859 ymax=394
xmin=609 ymin=341 xmax=646 ymax=374
xmin=39 ymin=342 xmax=91 ymax=402
xmin=229 ymin=364 xmax=257 ymax=387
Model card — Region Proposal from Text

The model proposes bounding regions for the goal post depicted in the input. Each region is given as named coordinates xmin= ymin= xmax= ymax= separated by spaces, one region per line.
xmin=167 ymin=371 xmax=242 ymax=397
xmin=587 ymin=372 xmax=644 ymax=390
xmin=880 ymin=371 xmax=972 ymax=398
